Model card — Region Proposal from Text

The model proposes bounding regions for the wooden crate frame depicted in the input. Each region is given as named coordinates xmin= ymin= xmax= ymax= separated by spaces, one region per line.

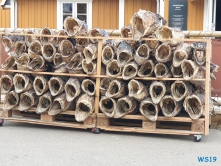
xmin=0 ymin=30 xmax=211 ymax=137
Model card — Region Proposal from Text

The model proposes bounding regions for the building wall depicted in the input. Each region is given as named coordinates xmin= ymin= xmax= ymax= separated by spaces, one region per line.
xmin=124 ymin=0 xmax=157 ymax=26
xmin=164 ymin=0 xmax=204 ymax=30
xmin=0 ymin=8 xmax=10 ymax=28
xmin=92 ymin=0 xmax=119 ymax=29
xmin=17 ymin=0 xmax=56 ymax=28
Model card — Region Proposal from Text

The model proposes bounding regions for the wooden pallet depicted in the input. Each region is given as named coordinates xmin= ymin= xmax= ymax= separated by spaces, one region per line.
xmin=0 ymin=108 xmax=96 ymax=129
xmin=96 ymin=113 xmax=205 ymax=135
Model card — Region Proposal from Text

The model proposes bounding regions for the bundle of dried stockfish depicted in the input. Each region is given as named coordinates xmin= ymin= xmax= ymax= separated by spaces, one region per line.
xmin=14 ymin=41 xmax=27 ymax=57
xmin=100 ymin=78 xmax=112 ymax=95
xmin=42 ymin=42 xmax=56 ymax=62
xmin=53 ymin=53 xmax=68 ymax=73
xmin=154 ymin=63 xmax=171 ymax=78
xmin=122 ymin=61 xmax=138 ymax=80
xmin=183 ymin=93 xmax=205 ymax=120
xmin=33 ymin=75 xmax=49 ymax=96
xmin=134 ymin=43 xmax=150 ymax=65
xmin=75 ymin=94 xmax=95 ymax=122
xmin=149 ymin=81 xmax=166 ymax=104
xmin=15 ymin=53 xmax=30 ymax=70
xmin=102 ymin=45 xmax=115 ymax=65
xmin=128 ymin=79 xmax=148 ymax=101
xmin=160 ymin=95 xmax=182 ymax=117
xmin=140 ymin=97 xmax=159 ymax=121
xmin=40 ymin=27 xmax=55 ymax=45
xmin=48 ymin=93 xmax=70 ymax=115
xmin=55 ymin=30 xmax=68 ymax=47
xmin=27 ymin=55 xmax=47 ymax=71
xmin=64 ymin=16 xmax=88 ymax=36
xmin=3 ymin=91 xmax=19 ymax=111
xmin=18 ymin=89 xmax=37 ymax=111
xmin=106 ymin=80 xmax=126 ymax=98
xmin=59 ymin=39 xmax=76 ymax=61
xmin=116 ymin=41 xmax=133 ymax=67
xmin=0 ymin=74 xmax=14 ymax=94
xmin=24 ymin=28 xmax=40 ymax=47
xmin=130 ymin=9 xmax=166 ymax=40
xmin=106 ymin=60 xmax=122 ymax=77
xmin=138 ymin=60 xmax=155 ymax=77
xmin=48 ymin=77 xmax=67 ymax=96
xmin=99 ymin=96 xmax=116 ymax=118
xmin=36 ymin=91 xmax=52 ymax=114
xmin=88 ymin=28 xmax=109 ymax=44
xmin=28 ymin=40 xmax=42 ymax=58
xmin=1 ymin=55 xmax=16 ymax=70
xmin=81 ymin=79 xmax=95 ymax=96
xmin=76 ymin=32 xmax=89 ymax=52
xmin=173 ymin=43 xmax=191 ymax=67
xmin=115 ymin=96 xmax=137 ymax=118
xmin=155 ymin=42 xmax=172 ymax=63
xmin=65 ymin=78 xmax=81 ymax=102
xmin=13 ymin=73 xmax=33 ymax=93
xmin=83 ymin=44 xmax=98 ymax=63
xmin=82 ymin=59 xmax=96 ymax=74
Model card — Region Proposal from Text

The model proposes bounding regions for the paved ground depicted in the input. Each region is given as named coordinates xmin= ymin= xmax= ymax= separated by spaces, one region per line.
xmin=0 ymin=120 xmax=221 ymax=166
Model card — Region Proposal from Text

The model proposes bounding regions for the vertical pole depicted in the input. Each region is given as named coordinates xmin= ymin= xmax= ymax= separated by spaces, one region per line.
xmin=94 ymin=38 xmax=102 ymax=114
xmin=205 ymin=39 xmax=211 ymax=136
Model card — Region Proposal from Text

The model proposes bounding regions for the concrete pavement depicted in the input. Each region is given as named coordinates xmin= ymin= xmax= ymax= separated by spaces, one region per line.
xmin=0 ymin=120 xmax=221 ymax=166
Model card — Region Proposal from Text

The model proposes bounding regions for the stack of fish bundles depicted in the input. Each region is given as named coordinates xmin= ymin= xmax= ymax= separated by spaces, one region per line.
xmin=99 ymin=9 xmax=219 ymax=121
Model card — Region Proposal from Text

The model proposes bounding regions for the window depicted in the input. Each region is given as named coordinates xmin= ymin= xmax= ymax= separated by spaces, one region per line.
xmin=57 ymin=0 xmax=92 ymax=30
xmin=0 ymin=0 xmax=11 ymax=8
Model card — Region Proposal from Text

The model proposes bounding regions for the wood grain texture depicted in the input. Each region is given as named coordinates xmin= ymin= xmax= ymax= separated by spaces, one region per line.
xmin=0 ymin=8 xmax=10 ymax=28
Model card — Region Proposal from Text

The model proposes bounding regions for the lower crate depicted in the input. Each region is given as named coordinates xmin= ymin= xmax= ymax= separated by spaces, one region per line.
xmin=96 ymin=114 xmax=205 ymax=135
xmin=0 ymin=109 xmax=96 ymax=129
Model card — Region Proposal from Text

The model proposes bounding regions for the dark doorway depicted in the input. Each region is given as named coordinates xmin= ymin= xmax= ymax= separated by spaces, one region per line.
xmin=216 ymin=0 xmax=221 ymax=30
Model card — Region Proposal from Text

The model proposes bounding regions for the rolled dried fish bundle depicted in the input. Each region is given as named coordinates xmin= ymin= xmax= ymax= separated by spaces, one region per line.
xmin=140 ymin=97 xmax=159 ymax=121
xmin=99 ymin=96 xmax=116 ymax=118
xmin=134 ymin=43 xmax=151 ymax=65
xmin=40 ymin=27 xmax=55 ymax=45
xmin=130 ymin=9 xmax=166 ymax=40
xmin=65 ymin=78 xmax=81 ymax=102
xmin=14 ymin=41 xmax=27 ymax=57
xmin=82 ymin=59 xmax=96 ymax=74
xmin=1 ymin=56 xmax=16 ymax=70
xmin=19 ymin=89 xmax=37 ymax=111
xmin=117 ymin=41 xmax=133 ymax=67
xmin=106 ymin=60 xmax=122 ymax=77
xmin=53 ymin=53 xmax=67 ymax=73
xmin=173 ymin=43 xmax=191 ymax=67
xmin=36 ymin=91 xmax=52 ymax=114
xmin=128 ymin=79 xmax=148 ymax=101
xmin=106 ymin=80 xmax=126 ymax=98
xmin=160 ymin=95 xmax=182 ymax=117
xmin=2 ymin=36 xmax=14 ymax=53
xmin=149 ymin=81 xmax=166 ymax=104
xmin=100 ymin=78 xmax=112 ymax=95
xmin=0 ymin=74 xmax=14 ymax=94
xmin=81 ymin=79 xmax=95 ymax=96
xmin=3 ymin=91 xmax=19 ymax=111
xmin=183 ymin=93 xmax=205 ymax=120
xmin=171 ymin=65 xmax=182 ymax=78
xmin=169 ymin=28 xmax=185 ymax=47
xmin=138 ymin=60 xmax=155 ymax=77
xmin=55 ymin=30 xmax=68 ymax=47
xmin=121 ymin=25 xmax=132 ymax=38
xmin=64 ymin=16 xmax=88 ymax=36
xmin=42 ymin=43 xmax=56 ymax=62
xmin=24 ymin=28 xmax=40 ymax=47
xmin=155 ymin=26 xmax=172 ymax=39
xmin=76 ymin=32 xmax=89 ymax=52
xmin=27 ymin=55 xmax=47 ymax=71
xmin=59 ymin=39 xmax=76 ymax=60
xmin=28 ymin=40 xmax=42 ymax=58
xmin=155 ymin=43 xmax=172 ymax=63
xmin=192 ymin=42 xmax=206 ymax=66
xmin=145 ymin=38 xmax=159 ymax=50
xmin=66 ymin=52 xmax=83 ymax=69
xmin=171 ymin=81 xmax=193 ymax=102
xmin=48 ymin=93 xmax=71 ymax=115
xmin=16 ymin=53 xmax=30 ymax=70
xmin=88 ymin=28 xmax=109 ymax=44
xmin=48 ymin=77 xmax=66 ymax=96
xmin=33 ymin=76 xmax=49 ymax=96
xmin=154 ymin=63 xmax=171 ymax=78
xmin=102 ymin=45 xmax=115 ymax=65
xmin=115 ymin=96 xmax=137 ymax=118
xmin=13 ymin=73 xmax=33 ymax=93
xmin=122 ymin=62 xmax=138 ymax=80
xmin=181 ymin=60 xmax=199 ymax=80
xmin=75 ymin=94 xmax=95 ymax=122
xmin=83 ymin=44 xmax=98 ymax=63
